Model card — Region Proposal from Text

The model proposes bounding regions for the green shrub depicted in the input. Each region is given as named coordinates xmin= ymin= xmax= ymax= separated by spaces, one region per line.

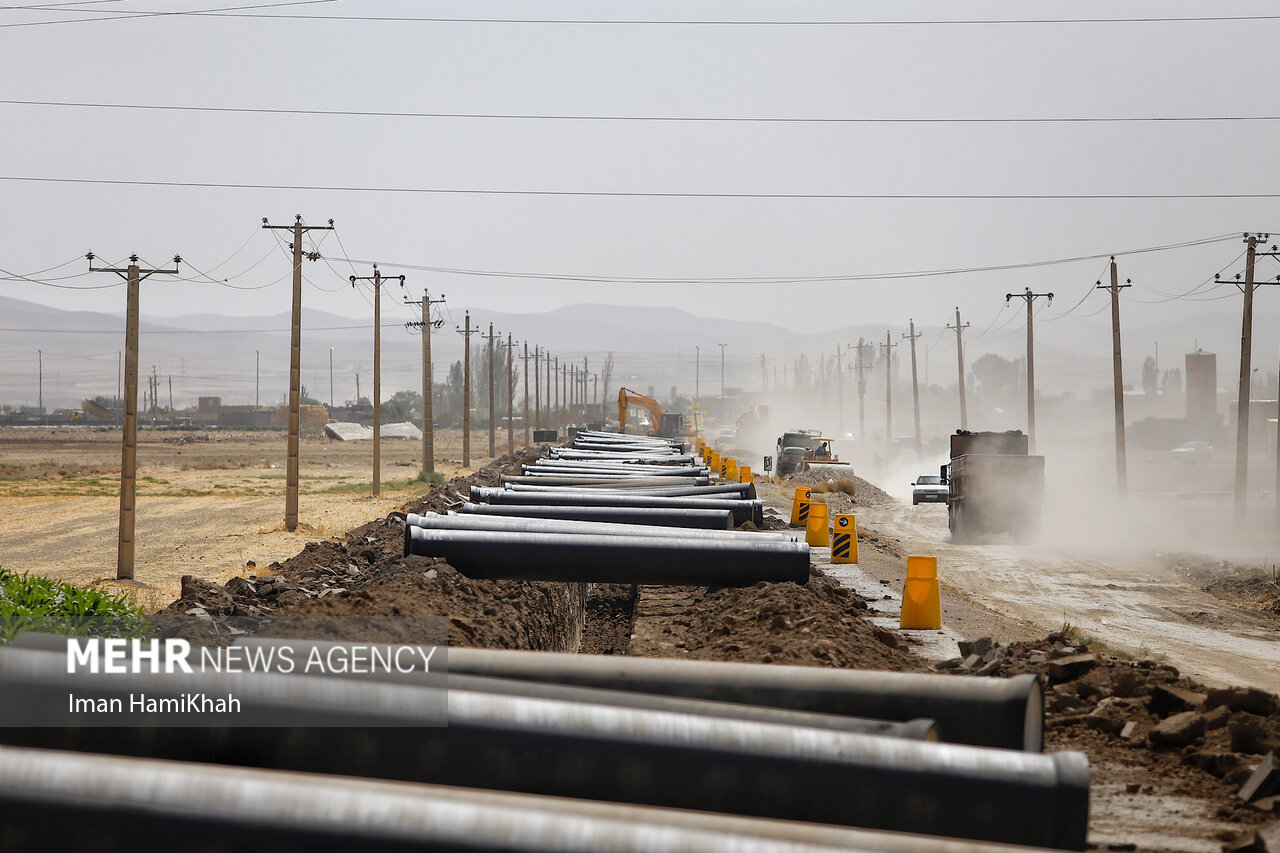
xmin=0 ymin=569 xmax=149 ymax=646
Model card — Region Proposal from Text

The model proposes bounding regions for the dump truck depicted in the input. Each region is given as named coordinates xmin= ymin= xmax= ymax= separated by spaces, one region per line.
xmin=944 ymin=430 xmax=1044 ymax=543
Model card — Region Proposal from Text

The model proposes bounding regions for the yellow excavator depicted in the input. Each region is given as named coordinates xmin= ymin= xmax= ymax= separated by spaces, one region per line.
xmin=617 ymin=387 xmax=690 ymax=438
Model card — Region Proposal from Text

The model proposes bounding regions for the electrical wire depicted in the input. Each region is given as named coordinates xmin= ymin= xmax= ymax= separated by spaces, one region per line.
xmin=2 ymin=175 xmax=1279 ymax=202
xmin=0 ymin=0 xmax=335 ymax=29
xmin=7 ymin=98 xmax=1280 ymax=125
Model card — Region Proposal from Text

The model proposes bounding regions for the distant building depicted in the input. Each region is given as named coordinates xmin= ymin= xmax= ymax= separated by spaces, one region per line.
xmin=1185 ymin=350 xmax=1217 ymax=439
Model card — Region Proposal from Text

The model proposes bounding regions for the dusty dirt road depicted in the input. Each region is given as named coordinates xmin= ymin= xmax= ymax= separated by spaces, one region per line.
xmin=853 ymin=496 xmax=1280 ymax=694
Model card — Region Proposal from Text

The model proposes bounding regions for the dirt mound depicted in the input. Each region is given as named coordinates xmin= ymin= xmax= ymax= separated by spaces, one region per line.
xmin=788 ymin=469 xmax=895 ymax=507
xmin=1164 ymin=553 xmax=1280 ymax=616
xmin=632 ymin=569 xmax=922 ymax=672
xmin=934 ymin=633 xmax=1280 ymax=842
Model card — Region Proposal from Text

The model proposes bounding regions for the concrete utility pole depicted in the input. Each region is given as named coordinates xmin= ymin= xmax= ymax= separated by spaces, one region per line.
xmin=461 ymin=313 xmax=473 ymax=468
xmin=1097 ymin=259 xmax=1131 ymax=496
xmin=904 ymin=320 xmax=922 ymax=455
xmin=36 ymin=349 xmax=42 ymax=418
xmin=582 ymin=357 xmax=589 ymax=420
xmin=695 ymin=345 xmax=700 ymax=401
xmin=486 ymin=324 xmax=497 ymax=458
xmin=947 ymin=308 xmax=970 ymax=430
xmin=329 ymin=347 xmax=334 ymax=408
xmin=545 ymin=351 xmax=552 ymax=431
xmin=834 ymin=345 xmax=844 ymax=435
xmin=718 ymin=343 xmax=727 ymax=409
xmin=521 ymin=342 xmax=531 ymax=448
xmin=87 ymin=252 xmax=181 ymax=581
xmin=533 ymin=345 xmax=541 ymax=429
xmin=350 ymin=265 xmax=404 ymax=497
xmin=847 ymin=340 xmax=871 ymax=443
xmin=553 ymin=356 xmax=560 ymax=428
xmin=1005 ymin=288 xmax=1054 ymax=454
xmin=168 ymin=375 xmax=173 ymax=425
xmin=255 ymin=349 xmax=259 ymax=407
xmin=404 ymin=288 xmax=445 ymax=476
xmin=881 ymin=332 xmax=898 ymax=453
xmin=507 ymin=333 xmax=515 ymax=453
xmin=1221 ymin=233 xmax=1277 ymax=516
xmin=263 ymin=214 xmax=333 ymax=531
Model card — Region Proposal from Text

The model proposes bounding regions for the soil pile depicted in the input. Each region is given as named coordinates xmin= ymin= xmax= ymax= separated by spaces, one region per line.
xmin=934 ymin=633 xmax=1280 ymax=841
xmin=787 ymin=469 xmax=895 ymax=507
xmin=630 ymin=568 xmax=922 ymax=672
xmin=1165 ymin=553 xmax=1280 ymax=616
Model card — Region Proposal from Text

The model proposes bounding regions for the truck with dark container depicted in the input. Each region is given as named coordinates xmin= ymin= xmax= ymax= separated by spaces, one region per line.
xmin=943 ymin=430 xmax=1044 ymax=543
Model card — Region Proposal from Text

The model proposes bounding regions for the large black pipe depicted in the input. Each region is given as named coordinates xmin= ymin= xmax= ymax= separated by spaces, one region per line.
xmin=470 ymin=486 xmax=764 ymax=527
xmin=405 ymin=512 xmax=796 ymax=542
xmin=551 ymin=451 xmax=697 ymax=462
xmin=504 ymin=482 xmax=756 ymax=499
xmin=0 ymin=648 xmax=1087 ymax=849
xmin=0 ymin=746 xmax=1074 ymax=853
xmin=522 ymin=465 xmax=707 ymax=477
xmin=405 ymin=526 xmax=810 ymax=585
xmin=457 ymin=503 xmax=734 ymax=528
xmin=445 ymin=649 xmax=1044 ymax=754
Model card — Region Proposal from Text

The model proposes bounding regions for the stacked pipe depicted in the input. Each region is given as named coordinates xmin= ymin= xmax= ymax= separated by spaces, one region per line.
xmin=0 ymin=640 xmax=1089 ymax=850
xmin=406 ymin=429 xmax=794 ymax=585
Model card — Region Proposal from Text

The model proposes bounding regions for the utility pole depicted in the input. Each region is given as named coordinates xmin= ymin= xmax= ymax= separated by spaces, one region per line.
xmin=695 ymin=345 xmax=700 ymax=401
xmin=903 ymin=320 xmax=922 ymax=454
xmin=168 ymin=375 xmax=173 ymax=425
xmin=1005 ymin=288 xmax=1054 ymax=453
xmin=263 ymin=214 xmax=333 ymax=531
xmin=255 ymin=349 xmax=260 ymax=407
xmin=881 ymin=332 xmax=898 ymax=453
xmin=849 ymin=340 xmax=871 ymax=443
xmin=545 ymin=351 xmax=553 ymax=431
xmin=87 ymin=252 xmax=181 ymax=581
xmin=533 ymin=345 xmax=541 ymax=429
xmin=1219 ymin=234 xmax=1277 ymax=517
xmin=554 ymin=356 xmax=560 ymax=428
xmin=350 ymin=265 xmax=403 ymax=497
xmin=36 ymin=349 xmax=42 ymax=418
xmin=404 ymin=288 xmax=445 ymax=476
xmin=117 ymin=351 xmax=121 ymax=406
xmin=718 ymin=343 xmax=727 ymax=411
xmin=582 ymin=357 xmax=589 ymax=420
xmin=486 ymin=323 xmax=496 ymax=458
xmin=834 ymin=345 xmax=844 ymax=434
xmin=521 ymin=342 xmax=531 ymax=448
xmin=355 ymin=374 xmax=361 ymax=407
xmin=461 ymin=313 xmax=474 ymax=467
xmin=1097 ymin=258 xmax=1131 ymax=496
xmin=947 ymin=308 xmax=970 ymax=430
xmin=507 ymin=333 xmax=515 ymax=453
xmin=329 ymin=347 xmax=334 ymax=408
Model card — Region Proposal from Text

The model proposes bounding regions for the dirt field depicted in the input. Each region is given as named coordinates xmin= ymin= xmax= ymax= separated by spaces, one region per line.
xmin=0 ymin=425 xmax=499 ymax=609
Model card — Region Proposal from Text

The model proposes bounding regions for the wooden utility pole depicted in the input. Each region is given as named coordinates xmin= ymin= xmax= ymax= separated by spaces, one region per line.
xmin=1005 ymin=288 xmax=1054 ymax=453
xmin=947 ymin=308 xmax=970 ymax=430
xmin=506 ymin=333 xmax=515 ymax=453
xmin=404 ymin=288 xmax=445 ymax=476
xmin=263 ymin=215 xmax=333 ymax=531
xmin=1097 ymin=258 xmax=1131 ymax=496
xmin=461 ymin=312 xmax=474 ymax=468
xmin=1221 ymin=234 xmax=1278 ymax=516
xmin=521 ymin=342 xmax=531 ymax=447
xmin=350 ymin=266 xmax=404 ymax=497
xmin=903 ymin=320 xmax=922 ymax=454
xmin=87 ymin=252 xmax=181 ymax=581
xmin=881 ymin=332 xmax=898 ymax=453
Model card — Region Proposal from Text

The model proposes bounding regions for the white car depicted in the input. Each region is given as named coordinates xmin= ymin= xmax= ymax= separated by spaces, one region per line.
xmin=1171 ymin=441 xmax=1215 ymax=460
xmin=912 ymin=474 xmax=948 ymax=506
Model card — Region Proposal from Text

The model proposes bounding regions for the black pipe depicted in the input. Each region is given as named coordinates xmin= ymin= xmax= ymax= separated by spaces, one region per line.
xmin=456 ymin=503 xmax=734 ymax=528
xmin=445 ymin=649 xmax=1045 ymax=754
xmin=0 ymin=745 xmax=1073 ymax=853
xmin=504 ymin=481 xmax=752 ymax=502
xmin=499 ymin=475 xmax=711 ymax=487
xmin=504 ymin=482 xmax=756 ymax=499
xmin=470 ymin=487 xmax=764 ymax=527
xmin=522 ymin=465 xmax=707 ymax=477
xmin=405 ymin=526 xmax=810 ymax=585
xmin=551 ymin=451 xmax=697 ymax=463
xmin=0 ymin=650 xmax=1087 ymax=849
xmin=405 ymin=512 xmax=796 ymax=542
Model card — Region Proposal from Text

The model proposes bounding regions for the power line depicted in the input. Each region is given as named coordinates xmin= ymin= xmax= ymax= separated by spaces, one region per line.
xmin=6 ymin=9 xmax=1278 ymax=25
xmin=4 ymin=174 xmax=1279 ymax=200
xmin=0 ymin=0 xmax=335 ymax=29
xmin=6 ymin=98 xmax=1280 ymax=125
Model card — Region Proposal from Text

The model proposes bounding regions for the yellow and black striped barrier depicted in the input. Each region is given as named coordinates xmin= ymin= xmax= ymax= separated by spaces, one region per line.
xmin=789 ymin=487 xmax=811 ymax=527
xmin=832 ymin=514 xmax=858 ymax=563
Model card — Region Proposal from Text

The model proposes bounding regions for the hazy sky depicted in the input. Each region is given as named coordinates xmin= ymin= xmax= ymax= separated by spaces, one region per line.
xmin=2 ymin=0 xmax=1279 ymax=344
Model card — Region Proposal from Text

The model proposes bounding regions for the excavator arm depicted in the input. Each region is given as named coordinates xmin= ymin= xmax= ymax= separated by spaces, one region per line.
xmin=617 ymin=387 xmax=664 ymax=435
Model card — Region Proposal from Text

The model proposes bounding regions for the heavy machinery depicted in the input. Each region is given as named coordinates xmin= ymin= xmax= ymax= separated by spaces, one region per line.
xmin=775 ymin=429 xmax=847 ymax=475
xmin=617 ymin=387 xmax=690 ymax=438
xmin=943 ymin=430 xmax=1044 ymax=543
xmin=82 ymin=399 xmax=116 ymax=423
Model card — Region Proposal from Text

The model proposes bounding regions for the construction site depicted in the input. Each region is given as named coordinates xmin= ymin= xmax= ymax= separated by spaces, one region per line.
xmin=2 ymin=2 xmax=1280 ymax=852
